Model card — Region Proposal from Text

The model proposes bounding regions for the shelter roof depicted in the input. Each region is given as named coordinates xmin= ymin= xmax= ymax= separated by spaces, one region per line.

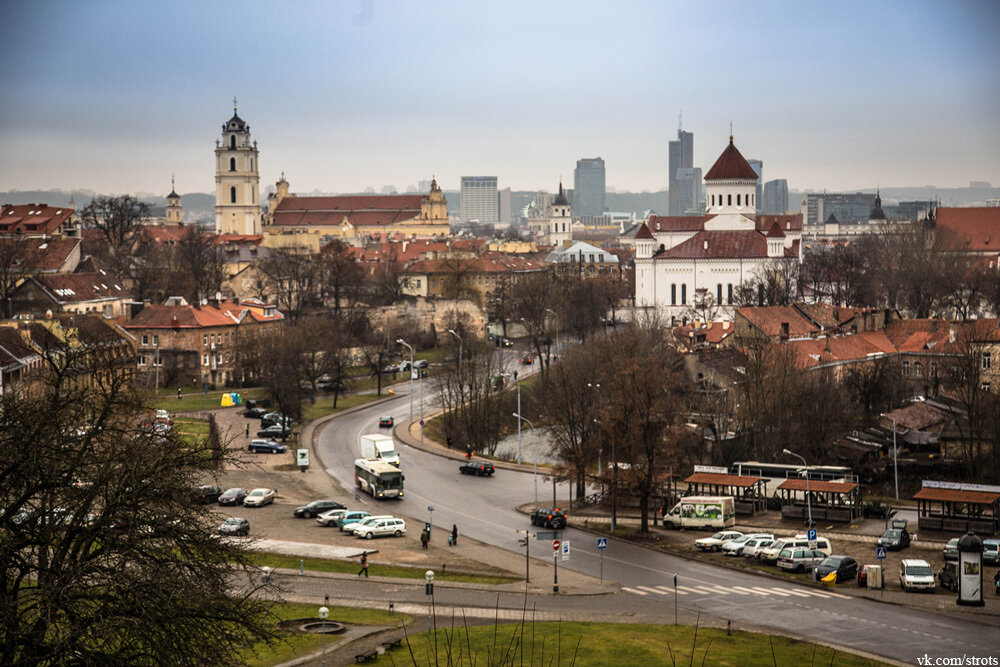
xmin=777 ymin=479 xmax=857 ymax=493
xmin=685 ymin=472 xmax=764 ymax=487
xmin=913 ymin=487 xmax=1000 ymax=505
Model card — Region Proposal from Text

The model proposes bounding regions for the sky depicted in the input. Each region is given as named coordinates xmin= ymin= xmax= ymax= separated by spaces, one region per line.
xmin=1 ymin=0 xmax=998 ymax=198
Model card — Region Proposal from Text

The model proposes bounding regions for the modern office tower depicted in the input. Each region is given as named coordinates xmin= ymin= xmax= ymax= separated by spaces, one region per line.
xmin=668 ymin=129 xmax=694 ymax=215
xmin=573 ymin=158 xmax=606 ymax=217
xmin=460 ymin=176 xmax=499 ymax=224
xmin=747 ymin=159 xmax=763 ymax=213
xmin=762 ymin=179 xmax=789 ymax=215
xmin=214 ymin=100 xmax=261 ymax=235
xmin=674 ymin=167 xmax=703 ymax=215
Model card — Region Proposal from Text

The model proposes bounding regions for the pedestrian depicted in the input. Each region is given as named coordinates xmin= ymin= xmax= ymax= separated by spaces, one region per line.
xmin=177 ymin=388 xmax=182 ymax=400
xmin=420 ymin=529 xmax=429 ymax=549
xmin=450 ymin=524 xmax=458 ymax=547
xmin=245 ymin=423 xmax=249 ymax=438
xmin=446 ymin=435 xmax=453 ymax=450
xmin=358 ymin=551 xmax=369 ymax=578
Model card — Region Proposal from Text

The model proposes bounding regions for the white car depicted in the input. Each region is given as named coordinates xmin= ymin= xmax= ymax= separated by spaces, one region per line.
xmin=243 ymin=488 xmax=275 ymax=507
xmin=695 ymin=530 xmax=743 ymax=552
xmin=349 ymin=515 xmax=394 ymax=536
xmin=744 ymin=538 xmax=776 ymax=559
xmin=316 ymin=508 xmax=349 ymax=527
xmin=759 ymin=535 xmax=832 ymax=565
xmin=354 ymin=517 xmax=406 ymax=539
xmin=900 ymin=559 xmax=936 ymax=592
xmin=720 ymin=533 xmax=773 ymax=557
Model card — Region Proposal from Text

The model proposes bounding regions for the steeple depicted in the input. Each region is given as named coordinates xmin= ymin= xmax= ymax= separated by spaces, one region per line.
xmin=553 ymin=179 xmax=569 ymax=206
xmin=869 ymin=187 xmax=887 ymax=221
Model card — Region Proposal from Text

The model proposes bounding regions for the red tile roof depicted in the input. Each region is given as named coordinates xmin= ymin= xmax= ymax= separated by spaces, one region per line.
xmin=7 ymin=237 xmax=80 ymax=273
xmin=786 ymin=331 xmax=897 ymax=369
xmin=272 ymin=195 xmax=424 ymax=228
xmin=755 ymin=214 xmax=803 ymax=233
xmin=634 ymin=222 xmax=655 ymax=239
xmin=403 ymin=254 xmax=545 ymax=275
xmin=0 ymin=203 xmax=74 ymax=235
xmin=655 ymin=230 xmax=770 ymax=259
xmin=737 ymin=306 xmax=820 ymax=338
xmin=777 ymin=479 xmax=857 ymax=493
xmin=675 ymin=320 xmax=735 ymax=346
xmin=647 ymin=216 xmax=708 ymax=233
xmin=913 ymin=487 xmax=999 ymax=505
xmin=882 ymin=402 xmax=952 ymax=431
xmin=765 ymin=221 xmax=785 ymax=238
xmin=141 ymin=224 xmax=198 ymax=245
xmin=684 ymin=472 xmax=763 ymax=487
xmin=125 ymin=303 xmax=247 ymax=329
xmin=704 ymin=139 xmax=759 ymax=181
xmin=32 ymin=272 xmax=131 ymax=304
xmin=936 ymin=207 xmax=1000 ymax=253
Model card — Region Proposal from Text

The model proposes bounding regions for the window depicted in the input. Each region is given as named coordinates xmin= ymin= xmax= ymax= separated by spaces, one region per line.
xmin=681 ymin=284 xmax=687 ymax=304
xmin=671 ymin=284 xmax=677 ymax=305
xmin=716 ymin=284 xmax=722 ymax=303
xmin=202 ymin=354 xmax=209 ymax=366
xmin=983 ymin=352 xmax=992 ymax=370
xmin=229 ymin=157 xmax=236 ymax=171
xmin=914 ymin=362 xmax=923 ymax=377
xmin=902 ymin=360 xmax=910 ymax=376
xmin=737 ymin=194 xmax=741 ymax=206
xmin=142 ymin=335 xmax=149 ymax=346
xmin=230 ymin=186 xmax=237 ymax=203
xmin=727 ymin=194 xmax=732 ymax=206
xmin=138 ymin=355 xmax=147 ymax=366
xmin=229 ymin=135 xmax=236 ymax=149
xmin=203 ymin=335 xmax=208 ymax=345
xmin=930 ymin=361 xmax=938 ymax=377
xmin=152 ymin=335 xmax=159 ymax=346
xmin=711 ymin=195 xmax=715 ymax=206
xmin=982 ymin=382 xmax=992 ymax=392
xmin=727 ymin=284 xmax=733 ymax=304
xmin=415 ymin=279 xmax=421 ymax=288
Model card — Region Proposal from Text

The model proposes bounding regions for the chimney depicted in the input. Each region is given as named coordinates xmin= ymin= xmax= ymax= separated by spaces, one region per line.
xmin=171 ymin=315 xmax=179 ymax=328
xmin=825 ymin=335 xmax=832 ymax=353
xmin=780 ymin=322 xmax=789 ymax=339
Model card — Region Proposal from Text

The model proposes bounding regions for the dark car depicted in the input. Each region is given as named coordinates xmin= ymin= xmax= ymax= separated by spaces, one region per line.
xmin=378 ymin=415 xmax=394 ymax=428
xmin=257 ymin=424 xmax=291 ymax=439
xmin=193 ymin=485 xmax=222 ymax=504
xmin=218 ymin=517 xmax=250 ymax=536
xmin=245 ymin=398 xmax=272 ymax=410
xmin=293 ymin=499 xmax=346 ymax=519
xmin=243 ymin=406 xmax=268 ymax=419
xmin=530 ymin=507 xmax=566 ymax=529
xmin=459 ymin=461 xmax=495 ymax=476
xmin=261 ymin=412 xmax=292 ymax=427
xmin=815 ymin=555 xmax=858 ymax=583
xmin=877 ymin=519 xmax=910 ymax=550
xmin=520 ymin=355 xmax=533 ymax=365
xmin=248 ymin=439 xmax=287 ymax=454
xmin=938 ymin=561 xmax=959 ymax=592
xmin=319 ymin=378 xmax=347 ymax=392
xmin=218 ymin=487 xmax=249 ymax=506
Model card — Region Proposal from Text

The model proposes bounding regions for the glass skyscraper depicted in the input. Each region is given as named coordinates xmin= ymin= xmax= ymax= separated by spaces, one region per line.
xmin=573 ymin=158 xmax=605 ymax=217
xmin=668 ymin=129 xmax=694 ymax=215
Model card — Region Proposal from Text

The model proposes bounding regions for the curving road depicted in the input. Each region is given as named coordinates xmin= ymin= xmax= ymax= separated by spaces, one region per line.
xmin=314 ymin=383 xmax=1000 ymax=665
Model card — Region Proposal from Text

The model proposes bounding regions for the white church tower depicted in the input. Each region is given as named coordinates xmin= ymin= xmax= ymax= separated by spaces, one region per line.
xmin=165 ymin=174 xmax=183 ymax=223
xmin=214 ymin=99 xmax=261 ymax=235
xmin=548 ymin=180 xmax=572 ymax=246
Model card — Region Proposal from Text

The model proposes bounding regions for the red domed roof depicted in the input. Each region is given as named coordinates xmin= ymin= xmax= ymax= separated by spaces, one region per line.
xmin=704 ymin=137 xmax=759 ymax=181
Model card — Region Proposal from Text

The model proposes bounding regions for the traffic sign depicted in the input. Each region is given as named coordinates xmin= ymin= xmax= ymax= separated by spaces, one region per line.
xmin=876 ymin=546 xmax=887 ymax=560
xmin=552 ymin=539 xmax=561 ymax=552
xmin=596 ymin=537 xmax=608 ymax=550
xmin=561 ymin=540 xmax=570 ymax=562
xmin=806 ymin=528 xmax=817 ymax=541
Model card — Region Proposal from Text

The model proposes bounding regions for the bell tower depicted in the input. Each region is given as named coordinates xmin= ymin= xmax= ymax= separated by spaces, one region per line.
xmin=214 ymin=98 xmax=261 ymax=235
xmin=165 ymin=174 xmax=183 ymax=223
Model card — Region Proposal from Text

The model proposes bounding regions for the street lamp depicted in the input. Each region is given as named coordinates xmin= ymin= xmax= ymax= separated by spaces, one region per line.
xmin=261 ymin=566 xmax=272 ymax=625
xmin=513 ymin=412 xmax=537 ymax=509
xmin=588 ymin=382 xmax=615 ymax=531
xmin=881 ymin=414 xmax=900 ymax=502
xmin=396 ymin=338 xmax=414 ymax=421
xmin=502 ymin=372 xmax=522 ymax=465
xmin=447 ymin=329 xmax=462 ymax=370
xmin=318 ymin=605 xmax=329 ymax=666
xmin=545 ymin=308 xmax=558 ymax=357
xmin=782 ymin=449 xmax=813 ymax=528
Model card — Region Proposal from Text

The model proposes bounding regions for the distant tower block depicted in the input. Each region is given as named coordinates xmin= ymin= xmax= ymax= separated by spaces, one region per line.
xmin=214 ymin=98 xmax=261 ymax=235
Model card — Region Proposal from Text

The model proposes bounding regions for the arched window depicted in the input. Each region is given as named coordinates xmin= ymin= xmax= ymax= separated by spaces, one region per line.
xmin=728 ymin=194 xmax=732 ymax=206
xmin=250 ymin=159 xmax=253 ymax=171
xmin=711 ymin=194 xmax=715 ymax=206
xmin=229 ymin=157 xmax=236 ymax=171
xmin=681 ymin=284 xmax=687 ymax=304
xmin=737 ymin=194 xmax=741 ymax=206
xmin=230 ymin=186 xmax=236 ymax=203
xmin=229 ymin=135 xmax=236 ymax=149
xmin=671 ymin=284 xmax=677 ymax=305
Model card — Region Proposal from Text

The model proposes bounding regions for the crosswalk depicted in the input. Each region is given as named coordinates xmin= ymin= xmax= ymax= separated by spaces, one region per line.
xmin=622 ymin=582 xmax=850 ymax=600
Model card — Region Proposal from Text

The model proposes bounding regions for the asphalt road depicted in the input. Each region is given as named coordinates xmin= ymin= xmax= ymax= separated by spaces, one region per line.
xmin=313 ymin=381 xmax=1000 ymax=665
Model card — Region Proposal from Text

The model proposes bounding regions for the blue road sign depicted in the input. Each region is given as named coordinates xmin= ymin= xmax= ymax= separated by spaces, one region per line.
xmin=876 ymin=546 xmax=887 ymax=560
xmin=806 ymin=528 xmax=817 ymax=542
xmin=596 ymin=537 xmax=608 ymax=550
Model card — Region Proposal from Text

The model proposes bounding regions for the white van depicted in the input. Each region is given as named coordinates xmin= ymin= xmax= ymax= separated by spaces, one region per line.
xmin=759 ymin=535 xmax=832 ymax=564
xmin=661 ymin=496 xmax=736 ymax=529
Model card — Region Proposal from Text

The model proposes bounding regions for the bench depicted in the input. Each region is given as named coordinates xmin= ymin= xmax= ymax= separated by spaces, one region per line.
xmin=380 ymin=638 xmax=402 ymax=650
xmin=355 ymin=649 xmax=378 ymax=663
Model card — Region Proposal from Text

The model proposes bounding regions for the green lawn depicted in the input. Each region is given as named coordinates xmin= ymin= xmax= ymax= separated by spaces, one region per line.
xmin=150 ymin=386 xmax=268 ymax=413
xmin=242 ymin=602 xmax=410 ymax=667
xmin=250 ymin=552 xmax=518 ymax=585
xmin=365 ymin=622 xmax=891 ymax=667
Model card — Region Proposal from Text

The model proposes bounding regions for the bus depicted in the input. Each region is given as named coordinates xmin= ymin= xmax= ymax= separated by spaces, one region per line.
xmin=354 ymin=459 xmax=405 ymax=499
xmin=730 ymin=461 xmax=853 ymax=482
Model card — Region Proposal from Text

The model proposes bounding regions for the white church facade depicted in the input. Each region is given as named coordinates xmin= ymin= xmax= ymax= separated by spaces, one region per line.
xmin=634 ymin=135 xmax=803 ymax=322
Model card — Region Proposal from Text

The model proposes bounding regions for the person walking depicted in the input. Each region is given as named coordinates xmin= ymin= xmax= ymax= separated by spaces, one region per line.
xmin=450 ymin=524 xmax=458 ymax=547
xmin=358 ymin=551 xmax=369 ymax=578
xmin=245 ymin=423 xmax=249 ymax=438
xmin=420 ymin=529 xmax=429 ymax=549
xmin=177 ymin=388 xmax=182 ymax=400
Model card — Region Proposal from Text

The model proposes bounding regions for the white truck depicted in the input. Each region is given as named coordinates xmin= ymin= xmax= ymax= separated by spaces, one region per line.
xmin=661 ymin=496 xmax=736 ymax=530
xmin=359 ymin=433 xmax=400 ymax=466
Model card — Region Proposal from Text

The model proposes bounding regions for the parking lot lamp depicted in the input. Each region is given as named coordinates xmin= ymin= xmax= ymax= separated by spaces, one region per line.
xmin=261 ymin=566 xmax=272 ymax=624
xmin=396 ymin=338 xmax=414 ymax=421
xmin=513 ymin=412 xmax=536 ymax=509
xmin=782 ymin=449 xmax=813 ymax=528
xmin=318 ymin=606 xmax=329 ymax=666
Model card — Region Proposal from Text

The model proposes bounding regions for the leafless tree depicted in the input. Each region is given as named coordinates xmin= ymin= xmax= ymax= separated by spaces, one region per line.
xmin=0 ymin=236 xmax=31 ymax=318
xmin=317 ymin=239 xmax=363 ymax=317
xmin=259 ymin=246 xmax=318 ymax=321
xmin=80 ymin=194 xmax=150 ymax=280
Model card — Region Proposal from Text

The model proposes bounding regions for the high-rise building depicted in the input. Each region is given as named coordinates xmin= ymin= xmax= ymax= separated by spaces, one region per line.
xmin=673 ymin=167 xmax=703 ymax=216
xmin=214 ymin=100 xmax=261 ymax=235
xmin=668 ymin=129 xmax=694 ymax=215
xmin=573 ymin=158 xmax=605 ymax=217
xmin=747 ymin=159 xmax=763 ymax=213
xmin=460 ymin=176 xmax=498 ymax=224
xmin=762 ymin=179 xmax=789 ymax=215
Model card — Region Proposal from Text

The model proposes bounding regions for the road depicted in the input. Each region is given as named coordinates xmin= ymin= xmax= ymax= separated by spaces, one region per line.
xmin=313 ymin=382 xmax=1000 ymax=665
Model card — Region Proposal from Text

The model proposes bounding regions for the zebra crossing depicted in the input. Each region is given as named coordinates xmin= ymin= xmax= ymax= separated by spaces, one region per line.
xmin=622 ymin=582 xmax=851 ymax=600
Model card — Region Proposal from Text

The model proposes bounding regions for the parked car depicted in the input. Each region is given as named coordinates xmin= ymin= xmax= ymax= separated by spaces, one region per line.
xmin=943 ymin=538 xmax=959 ymax=561
xmin=318 ymin=378 xmax=347 ymax=392
xmin=814 ymin=555 xmax=858 ymax=583
xmin=193 ymin=485 xmax=223 ymax=504
xmin=877 ymin=519 xmax=910 ymax=550
xmin=244 ymin=407 xmax=268 ymax=419
xmin=261 ymin=412 xmax=292 ymax=427
xmin=760 ymin=536 xmax=832 ymax=565
xmin=378 ymin=415 xmax=394 ymax=428
xmin=337 ymin=510 xmax=372 ymax=531
xmin=459 ymin=461 xmax=495 ymax=476
xmin=257 ymin=424 xmax=291 ymax=439
xmin=293 ymin=499 xmax=346 ymax=519
xmin=982 ymin=539 xmax=1000 ymax=565
xmin=721 ymin=533 xmax=773 ymax=557
xmin=777 ymin=548 xmax=828 ymax=574
xmin=154 ymin=409 xmax=173 ymax=425
xmin=938 ymin=561 xmax=959 ymax=592
xmin=248 ymin=439 xmax=287 ymax=454
xmin=316 ymin=508 xmax=349 ymax=527
xmin=218 ymin=487 xmax=248 ymax=506
xmin=744 ymin=538 xmax=776 ymax=559
xmin=530 ymin=507 xmax=567 ymax=529
xmin=218 ymin=517 xmax=250 ymax=536
xmin=354 ymin=517 xmax=406 ymax=540
xmin=245 ymin=398 xmax=272 ymax=410
xmin=695 ymin=530 xmax=743 ymax=553
xmin=900 ymin=559 xmax=936 ymax=592
xmin=243 ymin=488 xmax=275 ymax=507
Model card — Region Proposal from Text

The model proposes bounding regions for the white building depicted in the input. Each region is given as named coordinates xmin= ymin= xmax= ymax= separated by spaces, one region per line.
xmin=214 ymin=100 xmax=261 ymax=235
xmin=547 ymin=181 xmax=572 ymax=246
xmin=460 ymin=176 xmax=498 ymax=225
xmin=634 ymin=135 xmax=802 ymax=322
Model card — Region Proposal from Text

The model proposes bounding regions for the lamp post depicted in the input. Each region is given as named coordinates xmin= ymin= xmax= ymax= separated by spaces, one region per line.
xmin=514 ymin=412 xmax=537 ymax=509
xmin=396 ymin=338 xmax=414 ymax=421
xmin=545 ymin=308 xmax=558 ymax=357
xmin=879 ymin=413 xmax=901 ymax=502
xmin=261 ymin=566 xmax=272 ymax=625
xmin=587 ymin=382 xmax=602 ymax=474
xmin=502 ymin=372 xmax=522 ymax=464
xmin=318 ymin=606 xmax=329 ymax=666
xmin=447 ymin=329 xmax=462 ymax=370
xmin=588 ymin=382 xmax=614 ymax=531
xmin=782 ymin=449 xmax=813 ymax=528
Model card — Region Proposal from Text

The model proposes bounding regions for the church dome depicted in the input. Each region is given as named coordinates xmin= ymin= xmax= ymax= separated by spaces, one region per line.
xmin=705 ymin=137 xmax=759 ymax=181
xmin=225 ymin=112 xmax=247 ymax=132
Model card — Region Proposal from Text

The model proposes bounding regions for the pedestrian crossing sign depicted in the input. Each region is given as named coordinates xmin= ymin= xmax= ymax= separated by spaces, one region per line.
xmin=876 ymin=546 xmax=887 ymax=559
xmin=596 ymin=537 xmax=608 ymax=550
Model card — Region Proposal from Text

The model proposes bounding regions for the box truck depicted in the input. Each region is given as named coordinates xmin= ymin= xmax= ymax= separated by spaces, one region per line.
xmin=661 ymin=496 xmax=736 ymax=529
xmin=359 ymin=433 xmax=400 ymax=466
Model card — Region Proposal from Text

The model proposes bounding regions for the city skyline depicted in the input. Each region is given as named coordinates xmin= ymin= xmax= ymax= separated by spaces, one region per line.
xmin=1 ymin=1 xmax=998 ymax=197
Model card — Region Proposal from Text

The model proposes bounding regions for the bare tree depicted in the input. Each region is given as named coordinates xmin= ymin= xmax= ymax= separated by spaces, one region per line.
xmin=317 ymin=239 xmax=363 ymax=317
xmin=0 ymin=236 xmax=30 ymax=318
xmin=80 ymin=194 xmax=150 ymax=280
xmin=259 ymin=246 xmax=318 ymax=321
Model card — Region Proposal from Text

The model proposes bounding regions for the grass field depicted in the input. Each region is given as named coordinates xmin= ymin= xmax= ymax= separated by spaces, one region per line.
xmin=250 ymin=552 xmax=518 ymax=585
xmin=363 ymin=621 xmax=891 ymax=667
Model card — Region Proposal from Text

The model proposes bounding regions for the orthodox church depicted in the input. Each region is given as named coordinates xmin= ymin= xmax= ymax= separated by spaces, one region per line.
xmin=633 ymin=135 xmax=803 ymax=322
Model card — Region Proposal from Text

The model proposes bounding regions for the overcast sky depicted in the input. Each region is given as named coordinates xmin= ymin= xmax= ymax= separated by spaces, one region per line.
xmin=1 ymin=0 xmax=998 ymax=197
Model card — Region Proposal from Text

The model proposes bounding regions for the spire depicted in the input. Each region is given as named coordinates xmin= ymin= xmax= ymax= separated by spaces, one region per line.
xmin=233 ymin=96 xmax=238 ymax=113
xmin=729 ymin=120 xmax=733 ymax=144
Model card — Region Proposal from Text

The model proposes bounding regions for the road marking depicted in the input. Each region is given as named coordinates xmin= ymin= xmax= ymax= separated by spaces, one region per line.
xmin=637 ymin=585 xmax=669 ymax=595
xmin=674 ymin=586 xmax=701 ymax=595
xmin=621 ymin=587 xmax=647 ymax=595
xmin=797 ymin=589 xmax=831 ymax=598
xmin=730 ymin=586 xmax=758 ymax=595
xmin=702 ymin=585 xmax=731 ymax=595
xmin=780 ymin=589 xmax=814 ymax=598
xmin=654 ymin=585 xmax=676 ymax=594
xmin=754 ymin=587 xmax=789 ymax=596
